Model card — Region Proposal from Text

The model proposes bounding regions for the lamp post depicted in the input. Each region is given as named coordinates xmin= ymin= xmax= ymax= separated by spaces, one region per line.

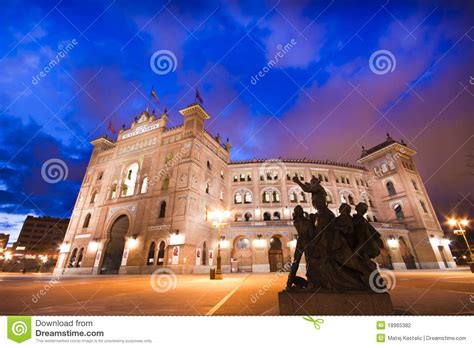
xmin=209 ymin=209 xmax=230 ymax=280
xmin=448 ymin=217 xmax=473 ymax=272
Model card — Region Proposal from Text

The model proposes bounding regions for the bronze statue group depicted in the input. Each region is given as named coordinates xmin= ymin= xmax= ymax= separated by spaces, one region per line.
xmin=286 ymin=176 xmax=386 ymax=292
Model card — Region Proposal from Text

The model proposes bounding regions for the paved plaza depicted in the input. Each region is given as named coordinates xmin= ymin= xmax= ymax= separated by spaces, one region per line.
xmin=0 ymin=269 xmax=473 ymax=316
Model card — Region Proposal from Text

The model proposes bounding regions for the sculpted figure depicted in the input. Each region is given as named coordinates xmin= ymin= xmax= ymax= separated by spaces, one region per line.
xmin=286 ymin=205 xmax=313 ymax=289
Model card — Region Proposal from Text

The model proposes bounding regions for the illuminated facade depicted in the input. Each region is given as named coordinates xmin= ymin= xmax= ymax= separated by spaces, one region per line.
xmin=54 ymin=104 xmax=455 ymax=275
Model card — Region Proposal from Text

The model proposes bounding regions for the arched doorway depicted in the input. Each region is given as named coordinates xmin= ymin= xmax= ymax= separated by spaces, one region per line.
xmin=101 ymin=215 xmax=130 ymax=274
xmin=375 ymin=241 xmax=393 ymax=270
xmin=268 ymin=236 xmax=283 ymax=272
xmin=232 ymin=237 xmax=252 ymax=272
xmin=157 ymin=241 xmax=166 ymax=265
xmin=399 ymin=237 xmax=417 ymax=269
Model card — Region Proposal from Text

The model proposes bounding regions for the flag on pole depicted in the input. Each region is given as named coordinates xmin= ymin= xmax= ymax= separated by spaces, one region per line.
xmin=195 ymin=88 xmax=203 ymax=104
xmin=108 ymin=120 xmax=116 ymax=134
xmin=151 ymin=87 xmax=159 ymax=104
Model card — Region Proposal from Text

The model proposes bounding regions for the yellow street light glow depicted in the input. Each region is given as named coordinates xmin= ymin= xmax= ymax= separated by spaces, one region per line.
xmin=208 ymin=209 xmax=231 ymax=223
xmin=460 ymin=219 xmax=468 ymax=227
xmin=448 ymin=218 xmax=457 ymax=227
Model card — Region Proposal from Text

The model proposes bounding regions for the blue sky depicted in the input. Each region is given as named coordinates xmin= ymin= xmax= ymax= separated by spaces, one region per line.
xmin=0 ymin=0 xmax=473 ymax=241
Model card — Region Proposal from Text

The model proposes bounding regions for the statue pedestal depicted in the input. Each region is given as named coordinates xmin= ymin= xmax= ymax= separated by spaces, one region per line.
xmin=278 ymin=290 xmax=393 ymax=315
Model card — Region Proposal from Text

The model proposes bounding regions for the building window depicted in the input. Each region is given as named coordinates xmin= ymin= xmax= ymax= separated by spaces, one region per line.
xmin=420 ymin=200 xmax=428 ymax=213
xmin=273 ymin=212 xmax=281 ymax=220
xmin=386 ymin=181 xmax=396 ymax=196
xmin=207 ymin=160 xmax=212 ymax=170
xmin=157 ymin=241 xmax=165 ymax=265
xmin=394 ymin=203 xmax=404 ymax=220
xmin=220 ymin=189 xmax=224 ymax=200
xmin=205 ymin=182 xmax=210 ymax=194
xmin=123 ymin=163 xmax=139 ymax=196
xmin=346 ymin=177 xmax=350 ymax=185
xmin=244 ymin=212 xmax=253 ymax=221
xmin=236 ymin=238 xmax=250 ymax=250
xmin=240 ymin=173 xmax=245 ymax=181
xmin=233 ymin=175 xmax=238 ymax=182
xmin=159 ymin=201 xmax=167 ymax=218
xmin=244 ymin=191 xmax=252 ymax=204
xmin=147 ymin=242 xmax=156 ymax=265
xmin=262 ymin=191 xmax=270 ymax=203
xmin=272 ymin=191 xmax=280 ymax=203
xmin=373 ymin=216 xmax=378 ymax=222
xmin=220 ymin=170 xmax=224 ymax=179
xmin=76 ymin=248 xmax=84 ymax=268
xmin=97 ymin=172 xmax=103 ymax=180
xmin=90 ymin=191 xmax=98 ymax=203
xmin=300 ymin=192 xmax=307 ymax=202
xmin=83 ymin=213 xmax=91 ymax=228
xmin=234 ymin=192 xmax=243 ymax=204
xmin=110 ymin=184 xmax=117 ymax=200
xmin=263 ymin=212 xmax=271 ymax=221
xmin=68 ymin=248 xmax=78 ymax=268
xmin=412 ymin=180 xmax=418 ymax=190
xmin=141 ymin=177 xmax=149 ymax=194
xmin=290 ymin=191 xmax=298 ymax=203
xmin=348 ymin=194 xmax=355 ymax=205
xmin=247 ymin=174 xmax=252 ymax=181
xmin=234 ymin=213 xmax=242 ymax=222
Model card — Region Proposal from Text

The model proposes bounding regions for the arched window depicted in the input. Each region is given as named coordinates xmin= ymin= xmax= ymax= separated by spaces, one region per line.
xmin=162 ymin=176 xmax=170 ymax=190
xmin=90 ymin=191 xmax=98 ymax=203
xmin=76 ymin=248 xmax=84 ymax=267
xmin=273 ymin=212 xmax=281 ymax=220
xmin=236 ymin=238 xmax=250 ymax=250
xmin=244 ymin=212 xmax=253 ymax=221
xmin=348 ymin=194 xmax=355 ymax=205
xmin=68 ymin=248 xmax=78 ymax=268
xmin=157 ymin=241 xmax=165 ymax=265
xmin=244 ymin=191 xmax=252 ymax=203
xmin=263 ymin=212 xmax=271 ymax=221
xmin=110 ymin=184 xmax=117 ymax=200
xmin=141 ymin=177 xmax=148 ymax=194
xmin=159 ymin=201 xmax=166 ymax=218
xmin=412 ymin=180 xmax=418 ymax=190
xmin=290 ymin=191 xmax=298 ymax=203
xmin=262 ymin=191 xmax=270 ymax=203
xmin=147 ymin=242 xmax=156 ymax=265
xmin=300 ymin=192 xmax=307 ymax=202
xmin=272 ymin=191 xmax=280 ymax=203
xmin=207 ymin=160 xmax=212 ymax=170
xmin=346 ymin=177 xmax=350 ymax=185
xmin=234 ymin=192 xmax=243 ymax=204
xmin=394 ymin=203 xmax=405 ymax=219
xmin=123 ymin=163 xmax=139 ymax=196
xmin=234 ymin=213 xmax=242 ymax=222
xmin=420 ymin=200 xmax=428 ymax=213
xmin=373 ymin=216 xmax=378 ymax=222
xmin=83 ymin=213 xmax=91 ymax=228
xmin=386 ymin=181 xmax=396 ymax=196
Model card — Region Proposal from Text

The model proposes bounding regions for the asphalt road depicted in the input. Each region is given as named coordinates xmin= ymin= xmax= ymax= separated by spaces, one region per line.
xmin=0 ymin=269 xmax=473 ymax=315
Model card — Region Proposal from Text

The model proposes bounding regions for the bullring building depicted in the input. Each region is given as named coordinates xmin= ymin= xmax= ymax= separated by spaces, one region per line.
xmin=54 ymin=103 xmax=455 ymax=275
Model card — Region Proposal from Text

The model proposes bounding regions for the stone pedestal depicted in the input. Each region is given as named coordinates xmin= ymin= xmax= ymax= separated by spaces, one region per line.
xmin=278 ymin=290 xmax=393 ymax=315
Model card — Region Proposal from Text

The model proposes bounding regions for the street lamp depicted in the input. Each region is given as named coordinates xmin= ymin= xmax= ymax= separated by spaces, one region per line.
xmin=208 ymin=209 xmax=230 ymax=280
xmin=448 ymin=217 xmax=473 ymax=271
